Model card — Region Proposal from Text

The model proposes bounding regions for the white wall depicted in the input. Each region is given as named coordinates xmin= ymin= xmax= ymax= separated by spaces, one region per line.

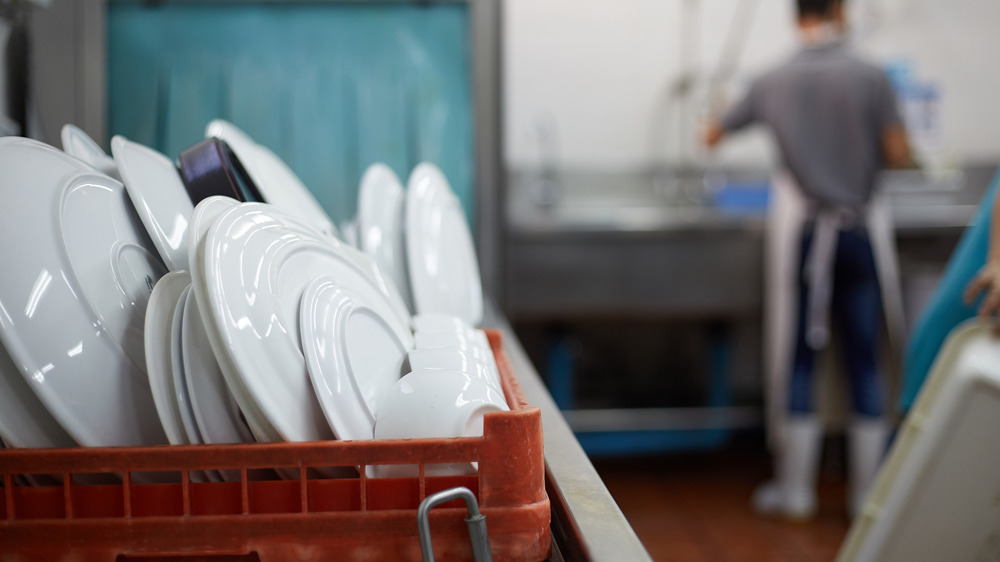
xmin=856 ymin=0 xmax=1000 ymax=163
xmin=504 ymin=0 xmax=1000 ymax=171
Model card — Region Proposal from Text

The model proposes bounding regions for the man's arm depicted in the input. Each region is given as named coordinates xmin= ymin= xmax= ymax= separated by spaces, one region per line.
xmin=882 ymin=123 xmax=915 ymax=169
xmin=875 ymin=70 xmax=915 ymax=169
xmin=702 ymin=84 xmax=757 ymax=149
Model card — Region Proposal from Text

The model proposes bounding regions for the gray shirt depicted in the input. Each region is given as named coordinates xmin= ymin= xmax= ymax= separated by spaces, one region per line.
xmin=721 ymin=42 xmax=902 ymax=209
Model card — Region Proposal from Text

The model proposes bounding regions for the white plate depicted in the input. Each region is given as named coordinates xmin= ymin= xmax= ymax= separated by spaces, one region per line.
xmin=60 ymin=124 xmax=120 ymax=180
xmin=186 ymin=197 xmax=279 ymax=443
xmin=358 ymin=163 xmax=412 ymax=312
xmin=111 ymin=135 xmax=194 ymax=271
xmin=0 ymin=138 xmax=168 ymax=446
xmin=340 ymin=244 xmax=412 ymax=332
xmin=170 ymin=285 xmax=203 ymax=446
xmin=167 ymin=286 xmax=222 ymax=483
xmin=181 ymin=290 xmax=255 ymax=445
xmin=188 ymin=196 xmax=240 ymax=247
xmin=187 ymin=196 xmax=408 ymax=340
xmin=0 ymin=340 xmax=76 ymax=449
xmin=300 ymin=276 xmax=414 ymax=441
xmin=205 ymin=119 xmax=341 ymax=240
xmin=196 ymin=203 xmax=412 ymax=442
xmin=144 ymin=271 xmax=194 ymax=445
xmin=341 ymin=216 xmax=359 ymax=248
xmin=170 ymin=285 xmax=222 ymax=484
xmin=405 ymin=163 xmax=484 ymax=326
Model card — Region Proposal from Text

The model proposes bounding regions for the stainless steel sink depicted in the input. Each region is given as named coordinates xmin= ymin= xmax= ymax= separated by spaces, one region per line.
xmin=507 ymin=165 xmax=998 ymax=236
xmin=504 ymin=169 xmax=769 ymax=318
xmin=507 ymin=169 xmax=767 ymax=235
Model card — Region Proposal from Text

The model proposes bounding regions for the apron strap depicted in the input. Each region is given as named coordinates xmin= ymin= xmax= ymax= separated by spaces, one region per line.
xmin=802 ymin=206 xmax=861 ymax=350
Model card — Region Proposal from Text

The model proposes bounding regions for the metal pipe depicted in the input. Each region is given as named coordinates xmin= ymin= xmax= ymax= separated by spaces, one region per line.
xmin=417 ymin=486 xmax=493 ymax=562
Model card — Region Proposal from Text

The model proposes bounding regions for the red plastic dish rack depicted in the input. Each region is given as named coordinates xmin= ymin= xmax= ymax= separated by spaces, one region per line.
xmin=0 ymin=330 xmax=550 ymax=561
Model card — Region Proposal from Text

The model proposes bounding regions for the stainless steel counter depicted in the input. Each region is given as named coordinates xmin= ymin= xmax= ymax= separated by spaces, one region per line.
xmin=504 ymin=165 xmax=997 ymax=320
xmin=484 ymin=302 xmax=654 ymax=561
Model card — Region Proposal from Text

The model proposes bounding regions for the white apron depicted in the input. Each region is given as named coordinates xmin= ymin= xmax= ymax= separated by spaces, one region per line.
xmin=764 ymin=172 xmax=906 ymax=448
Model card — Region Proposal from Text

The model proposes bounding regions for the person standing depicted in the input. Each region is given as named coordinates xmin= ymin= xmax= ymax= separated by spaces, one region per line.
xmin=704 ymin=0 xmax=912 ymax=519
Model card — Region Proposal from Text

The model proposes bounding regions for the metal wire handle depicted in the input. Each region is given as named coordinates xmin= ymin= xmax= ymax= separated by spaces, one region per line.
xmin=417 ymin=486 xmax=493 ymax=562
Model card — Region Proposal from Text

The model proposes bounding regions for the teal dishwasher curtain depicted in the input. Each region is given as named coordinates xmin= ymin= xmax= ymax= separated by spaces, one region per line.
xmin=898 ymin=167 xmax=1000 ymax=412
xmin=107 ymin=2 xmax=474 ymax=228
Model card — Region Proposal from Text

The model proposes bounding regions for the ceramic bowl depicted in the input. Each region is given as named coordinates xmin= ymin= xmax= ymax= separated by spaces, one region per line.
xmin=372 ymin=368 xmax=508 ymax=477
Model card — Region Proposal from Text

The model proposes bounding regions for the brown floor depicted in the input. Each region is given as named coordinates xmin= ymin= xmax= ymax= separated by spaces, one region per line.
xmin=593 ymin=440 xmax=852 ymax=562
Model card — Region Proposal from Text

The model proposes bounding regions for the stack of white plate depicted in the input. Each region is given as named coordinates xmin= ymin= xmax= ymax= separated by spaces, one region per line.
xmin=0 ymin=122 xmax=496 ymax=480
xmin=354 ymin=162 xmax=485 ymax=327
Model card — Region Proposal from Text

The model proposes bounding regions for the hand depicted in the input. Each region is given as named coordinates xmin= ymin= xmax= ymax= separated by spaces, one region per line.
xmin=964 ymin=261 xmax=1000 ymax=332
xmin=702 ymin=121 xmax=725 ymax=148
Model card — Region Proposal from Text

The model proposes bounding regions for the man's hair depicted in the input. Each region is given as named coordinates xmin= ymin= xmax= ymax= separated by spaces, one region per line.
xmin=797 ymin=0 xmax=841 ymax=18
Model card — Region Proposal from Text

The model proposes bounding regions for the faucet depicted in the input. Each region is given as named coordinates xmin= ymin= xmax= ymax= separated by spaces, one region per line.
xmin=530 ymin=116 xmax=561 ymax=208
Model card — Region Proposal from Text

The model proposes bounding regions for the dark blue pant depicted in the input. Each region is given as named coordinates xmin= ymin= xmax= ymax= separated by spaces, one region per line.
xmin=788 ymin=226 xmax=885 ymax=417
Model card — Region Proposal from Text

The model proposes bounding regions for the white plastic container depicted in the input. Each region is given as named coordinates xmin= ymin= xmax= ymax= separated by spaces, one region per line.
xmin=837 ymin=320 xmax=1000 ymax=562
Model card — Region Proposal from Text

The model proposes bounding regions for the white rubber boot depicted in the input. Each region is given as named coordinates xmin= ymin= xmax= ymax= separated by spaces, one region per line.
xmin=848 ymin=415 xmax=889 ymax=518
xmin=753 ymin=415 xmax=822 ymax=520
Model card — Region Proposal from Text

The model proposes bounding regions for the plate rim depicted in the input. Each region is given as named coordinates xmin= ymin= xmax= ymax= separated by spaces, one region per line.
xmin=60 ymin=123 xmax=119 ymax=179
xmin=186 ymin=197 xmax=280 ymax=443
xmin=300 ymin=275 xmax=414 ymax=441
xmin=404 ymin=163 xmax=484 ymax=326
xmin=180 ymin=289 xmax=255 ymax=445
xmin=357 ymin=162 xmax=412 ymax=312
xmin=199 ymin=203 xmax=414 ymax=442
xmin=144 ymin=270 xmax=193 ymax=445
xmin=111 ymin=135 xmax=194 ymax=271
